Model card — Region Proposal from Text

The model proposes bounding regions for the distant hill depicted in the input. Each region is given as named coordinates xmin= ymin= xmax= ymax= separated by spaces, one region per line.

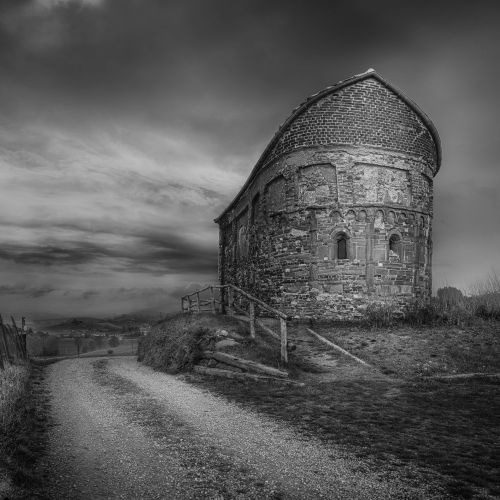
xmin=37 ymin=311 xmax=164 ymax=335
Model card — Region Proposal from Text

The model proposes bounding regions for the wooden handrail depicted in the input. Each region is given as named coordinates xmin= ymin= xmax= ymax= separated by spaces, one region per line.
xmin=180 ymin=283 xmax=288 ymax=363
xmin=217 ymin=284 xmax=288 ymax=320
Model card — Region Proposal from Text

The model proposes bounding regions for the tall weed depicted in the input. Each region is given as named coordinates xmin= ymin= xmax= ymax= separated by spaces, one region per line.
xmin=0 ymin=364 xmax=29 ymax=438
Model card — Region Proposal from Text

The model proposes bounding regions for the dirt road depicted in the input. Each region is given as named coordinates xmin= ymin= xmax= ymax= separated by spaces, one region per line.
xmin=34 ymin=357 xmax=442 ymax=499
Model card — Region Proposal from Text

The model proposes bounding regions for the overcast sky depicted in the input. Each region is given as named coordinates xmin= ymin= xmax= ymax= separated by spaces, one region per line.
xmin=0 ymin=0 xmax=499 ymax=318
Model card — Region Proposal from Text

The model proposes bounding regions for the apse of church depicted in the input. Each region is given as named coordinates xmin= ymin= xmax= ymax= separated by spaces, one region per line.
xmin=215 ymin=70 xmax=441 ymax=320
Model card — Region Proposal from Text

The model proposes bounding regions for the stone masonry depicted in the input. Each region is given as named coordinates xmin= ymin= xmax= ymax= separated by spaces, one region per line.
xmin=215 ymin=70 xmax=441 ymax=320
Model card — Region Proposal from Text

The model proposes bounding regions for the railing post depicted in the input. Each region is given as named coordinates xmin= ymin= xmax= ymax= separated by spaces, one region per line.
xmin=280 ymin=317 xmax=288 ymax=364
xmin=0 ymin=323 xmax=12 ymax=363
xmin=210 ymin=287 xmax=216 ymax=314
xmin=220 ymin=287 xmax=226 ymax=314
xmin=196 ymin=292 xmax=200 ymax=313
xmin=249 ymin=302 xmax=256 ymax=339
xmin=181 ymin=297 xmax=185 ymax=312
xmin=227 ymin=287 xmax=234 ymax=315
xmin=187 ymin=295 xmax=192 ymax=312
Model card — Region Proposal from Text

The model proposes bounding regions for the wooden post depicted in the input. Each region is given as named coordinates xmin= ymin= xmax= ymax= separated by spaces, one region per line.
xmin=249 ymin=301 xmax=256 ymax=339
xmin=11 ymin=325 xmax=23 ymax=360
xmin=0 ymin=324 xmax=12 ymax=363
xmin=181 ymin=297 xmax=185 ymax=312
xmin=0 ymin=324 xmax=5 ymax=369
xmin=280 ymin=317 xmax=288 ymax=364
xmin=227 ymin=287 xmax=234 ymax=315
xmin=210 ymin=287 xmax=216 ymax=314
xmin=196 ymin=292 xmax=201 ymax=313
xmin=21 ymin=317 xmax=27 ymax=359
xmin=220 ymin=287 xmax=226 ymax=314
xmin=5 ymin=325 xmax=20 ymax=361
xmin=187 ymin=295 xmax=192 ymax=312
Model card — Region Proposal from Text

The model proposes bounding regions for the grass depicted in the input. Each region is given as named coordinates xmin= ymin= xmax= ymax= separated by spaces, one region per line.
xmin=189 ymin=370 xmax=500 ymax=498
xmin=137 ymin=310 xmax=500 ymax=497
xmin=0 ymin=362 xmax=30 ymax=497
xmin=0 ymin=362 xmax=51 ymax=499
xmin=312 ymin=320 xmax=500 ymax=377
xmin=0 ymin=364 xmax=29 ymax=441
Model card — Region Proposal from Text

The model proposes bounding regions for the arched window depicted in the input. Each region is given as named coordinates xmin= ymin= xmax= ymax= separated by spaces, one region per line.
xmin=389 ymin=234 xmax=402 ymax=260
xmin=332 ymin=232 xmax=349 ymax=260
xmin=337 ymin=236 xmax=347 ymax=259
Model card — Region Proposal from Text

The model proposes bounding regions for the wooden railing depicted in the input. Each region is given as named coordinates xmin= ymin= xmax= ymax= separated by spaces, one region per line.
xmin=0 ymin=315 xmax=28 ymax=369
xmin=181 ymin=284 xmax=289 ymax=363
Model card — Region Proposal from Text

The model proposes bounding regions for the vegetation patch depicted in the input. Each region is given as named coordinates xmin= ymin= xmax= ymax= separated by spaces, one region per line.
xmin=139 ymin=313 xmax=322 ymax=376
xmin=138 ymin=313 xmax=247 ymax=373
xmin=0 ymin=364 xmax=29 ymax=440
xmin=1 ymin=362 xmax=50 ymax=498
xmin=312 ymin=321 xmax=500 ymax=378
xmin=189 ymin=372 xmax=500 ymax=498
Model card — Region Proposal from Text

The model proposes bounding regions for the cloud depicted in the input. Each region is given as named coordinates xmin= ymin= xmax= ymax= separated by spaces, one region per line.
xmin=35 ymin=0 xmax=104 ymax=7
xmin=0 ymin=284 xmax=55 ymax=298
xmin=0 ymin=0 xmax=499 ymax=316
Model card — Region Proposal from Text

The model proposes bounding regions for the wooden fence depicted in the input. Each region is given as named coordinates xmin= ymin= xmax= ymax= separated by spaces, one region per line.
xmin=0 ymin=315 xmax=28 ymax=369
xmin=181 ymin=284 xmax=289 ymax=363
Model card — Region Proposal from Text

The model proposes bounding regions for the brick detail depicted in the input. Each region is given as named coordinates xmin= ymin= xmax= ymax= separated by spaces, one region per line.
xmin=265 ymin=78 xmax=437 ymax=169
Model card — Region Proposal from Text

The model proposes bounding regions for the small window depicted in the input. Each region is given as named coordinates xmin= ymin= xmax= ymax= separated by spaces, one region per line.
xmin=389 ymin=234 xmax=402 ymax=260
xmin=337 ymin=235 xmax=347 ymax=259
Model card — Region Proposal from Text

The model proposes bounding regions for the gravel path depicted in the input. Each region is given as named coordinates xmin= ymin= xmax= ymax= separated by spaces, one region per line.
xmin=38 ymin=356 xmax=441 ymax=499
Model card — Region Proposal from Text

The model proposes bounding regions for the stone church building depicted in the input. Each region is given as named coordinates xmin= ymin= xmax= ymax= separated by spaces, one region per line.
xmin=215 ymin=69 xmax=441 ymax=320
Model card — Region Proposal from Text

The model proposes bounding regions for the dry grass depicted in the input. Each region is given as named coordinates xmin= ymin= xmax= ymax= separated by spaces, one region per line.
xmin=190 ymin=374 xmax=500 ymax=498
xmin=138 ymin=313 xmax=250 ymax=373
xmin=313 ymin=321 xmax=500 ymax=377
xmin=0 ymin=364 xmax=29 ymax=440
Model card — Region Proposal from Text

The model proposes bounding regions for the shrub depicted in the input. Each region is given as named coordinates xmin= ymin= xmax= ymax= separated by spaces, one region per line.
xmin=471 ymin=293 xmax=500 ymax=320
xmin=138 ymin=313 xmax=248 ymax=373
xmin=403 ymin=298 xmax=437 ymax=325
xmin=364 ymin=300 xmax=401 ymax=328
xmin=107 ymin=349 xmax=114 ymax=355
xmin=436 ymin=287 xmax=464 ymax=308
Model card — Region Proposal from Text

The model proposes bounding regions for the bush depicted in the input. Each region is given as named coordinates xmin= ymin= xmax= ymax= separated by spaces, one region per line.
xmin=436 ymin=287 xmax=464 ymax=308
xmin=472 ymin=294 xmax=500 ymax=320
xmin=364 ymin=300 xmax=401 ymax=328
xmin=138 ymin=313 xmax=247 ymax=373
xmin=403 ymin=298 xmax=437 ymax=325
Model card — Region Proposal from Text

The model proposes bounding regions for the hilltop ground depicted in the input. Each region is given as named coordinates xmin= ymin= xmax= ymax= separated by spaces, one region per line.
xmin=139 ymin=313 xmax=500 ymax=499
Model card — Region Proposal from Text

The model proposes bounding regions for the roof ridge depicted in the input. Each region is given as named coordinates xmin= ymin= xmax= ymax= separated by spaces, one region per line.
xmin=215 ymin=70 xmax=441 ymax=222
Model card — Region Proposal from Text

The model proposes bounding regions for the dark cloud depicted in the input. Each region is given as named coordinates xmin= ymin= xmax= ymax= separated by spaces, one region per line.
xmin=0 ymin=244 xmax=96 ymax=266
xmin=0 ymin=284 xmax=55 ymax=298
xmin=0 ymin=231 xmax=217 ymax=275
xmin=2 ymin=0 xmax=496 ymax=160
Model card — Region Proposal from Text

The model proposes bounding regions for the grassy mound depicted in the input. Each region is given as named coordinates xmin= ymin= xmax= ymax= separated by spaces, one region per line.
xmin=138 ymin=313 xmax=251 ymax=373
